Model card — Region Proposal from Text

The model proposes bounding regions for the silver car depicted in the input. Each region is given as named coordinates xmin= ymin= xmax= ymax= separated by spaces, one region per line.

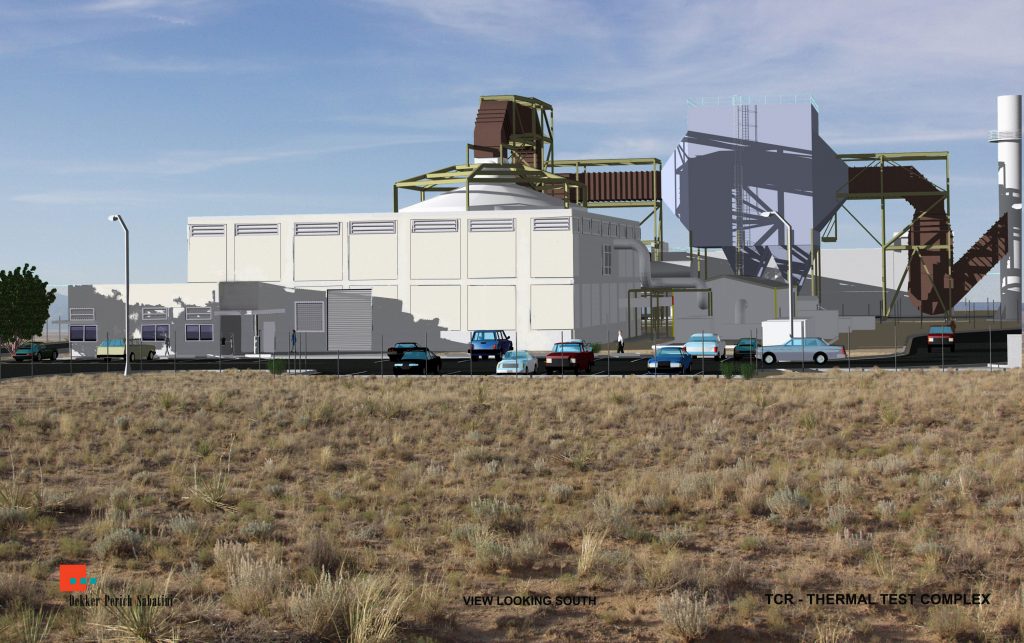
xmin=757 ymin=337 xmax=846 ymax=366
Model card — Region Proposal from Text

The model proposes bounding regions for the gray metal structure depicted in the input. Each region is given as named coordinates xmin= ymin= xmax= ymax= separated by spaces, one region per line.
xmin=667 ymin=97 xmax=847 ymax=289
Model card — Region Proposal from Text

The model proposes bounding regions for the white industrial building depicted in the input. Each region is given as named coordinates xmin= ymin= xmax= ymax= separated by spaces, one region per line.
xmin=70 ymin=184 xmax=647 ymax=356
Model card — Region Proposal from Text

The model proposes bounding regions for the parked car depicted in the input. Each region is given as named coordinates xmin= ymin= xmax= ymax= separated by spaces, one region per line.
xmin=544 ymin=340 xmax=595 ymax=374
xmin=757 ymin=337 xmax=846 ymax=365
xmin=651 ymin=341 xmax=687 ymax=352
xmin=14 ymin=342 xmax=59 ymax=362
xmin=683 ymin=333 xmax=726 ymax=360
xmin=647 ymin=346 xmax=693 ymax=374
xmin=393 ymin=349 xmax=442 ymax=375
xmin=387 ymin=341 xmax=422 ymax=362
xmin=96 ymin=339 xmax=157 ymax=362
xmin=496 ymin=350 xmax=539 ymax=375
xmin=926 ymin=325 xmax=955 ymax=352
xmin=468 ymin=330 xmax=514 ymax=360
xmin=732 ymin=338 xmax=760 ymax=360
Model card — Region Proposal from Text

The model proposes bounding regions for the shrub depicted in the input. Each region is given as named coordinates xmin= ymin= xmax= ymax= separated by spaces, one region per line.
xmin=547 ymin=483 xmax=574 ymax=504
xmin=470 ymin=497 xmax=524 ymax=533
xmin=577 ymin=530 xmax=607 ymax=577
xmin=342 ymin=573 xmax=410 ymax=643
xmin=266 ymin=359 xmax=287 ymax=375
xmin=288 ymin=570 xmax=346 ymax=639
xmin=224 ymin=553 xmax=287 ymax=614
xmin=766 ymin=487 xmax=810 ymax=523
xmin=100 ymin=579 xmax=173 ymax=642
xmin=94 ymin=528 xmax=143 ymax=559
xmin=720 ymin=361 xmax=735 ymax=379
xmin=658 ymin=589 xmax=713 ymax=641
xmin=740 ymin=362 xmax=756 ymax=379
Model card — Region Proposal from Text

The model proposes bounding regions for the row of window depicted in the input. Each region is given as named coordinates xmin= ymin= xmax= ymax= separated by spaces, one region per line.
xmin=69 ymin=324 xmax=214 ymax=342
xmin=68 ymin=307 xmax=212 ymax=322
xmin=189 ymin=217 xmax=639 ymax=239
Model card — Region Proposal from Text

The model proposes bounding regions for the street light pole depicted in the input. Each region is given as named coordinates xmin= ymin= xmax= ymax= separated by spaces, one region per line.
xmin=759 ymin=210 xmax=795 ymax=339
xmin=109 ymin=214 xmax=130 ymax=376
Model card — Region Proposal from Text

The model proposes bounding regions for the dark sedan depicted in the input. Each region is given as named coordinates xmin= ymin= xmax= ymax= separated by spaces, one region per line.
xmin=392 ymin=349 xmax=443 ymax=375
xmin=14 ymin=342 xmax=59 ymax=362
xmin=732 ymin=338 xmax=759 ymax=360
xmin=387 ymin=341 xmax=422 ymax=362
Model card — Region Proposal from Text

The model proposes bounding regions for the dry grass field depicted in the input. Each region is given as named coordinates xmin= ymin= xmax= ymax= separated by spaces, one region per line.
xmin=1 ymin=370 xmax=1023 ymax=642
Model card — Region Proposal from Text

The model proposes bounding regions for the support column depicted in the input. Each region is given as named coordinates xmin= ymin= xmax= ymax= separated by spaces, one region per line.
xmin=996 ymin=95 xmax=1022 ymax=322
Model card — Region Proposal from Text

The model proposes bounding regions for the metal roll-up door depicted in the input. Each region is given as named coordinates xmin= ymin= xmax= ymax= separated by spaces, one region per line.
xmin=327 ymin=289 xmax=372 ymax=352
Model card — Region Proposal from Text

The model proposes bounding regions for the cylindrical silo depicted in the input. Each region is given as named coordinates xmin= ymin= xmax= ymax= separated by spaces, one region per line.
xmin=995 ymin=95 xmax=1022 ymax=322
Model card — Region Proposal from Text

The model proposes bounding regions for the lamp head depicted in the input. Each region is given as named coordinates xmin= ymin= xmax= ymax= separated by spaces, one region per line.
xmin=108 ymin=215 xmax=120 ymax=222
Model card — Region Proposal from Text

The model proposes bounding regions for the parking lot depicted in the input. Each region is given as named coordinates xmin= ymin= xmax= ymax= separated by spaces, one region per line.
xmin=0 ymin=330 xmax=1010 ymax=380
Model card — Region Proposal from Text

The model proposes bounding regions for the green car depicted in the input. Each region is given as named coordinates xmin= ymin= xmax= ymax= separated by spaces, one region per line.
xmin=732 ymin=338 xmax=760 ymax=360
xmin=14 ymin=342 xmax=59 ymax=362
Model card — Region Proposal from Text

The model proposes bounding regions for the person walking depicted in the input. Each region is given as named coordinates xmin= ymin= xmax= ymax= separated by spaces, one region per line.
xmin=616 ymin=330 xmax=624 ymax=353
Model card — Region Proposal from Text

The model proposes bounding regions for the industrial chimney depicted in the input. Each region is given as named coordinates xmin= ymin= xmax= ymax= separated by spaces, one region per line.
xmin=994 ymin=95 xmax=1022 ymax=322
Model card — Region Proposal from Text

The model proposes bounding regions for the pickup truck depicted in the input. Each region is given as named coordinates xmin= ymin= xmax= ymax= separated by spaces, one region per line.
xmin=543 ymin=340 xmax=595 ymax=375
xmin=96 ymin=339 xmax=157 ymax=362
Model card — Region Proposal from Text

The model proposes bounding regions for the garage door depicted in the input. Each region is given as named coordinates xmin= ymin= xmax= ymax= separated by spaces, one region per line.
xmin=327 ymin=289 xmax=372 ymax=352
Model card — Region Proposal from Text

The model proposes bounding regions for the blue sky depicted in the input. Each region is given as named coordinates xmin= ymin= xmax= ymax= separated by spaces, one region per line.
xmin=1 ymin=0 xmax=1021 ymax=299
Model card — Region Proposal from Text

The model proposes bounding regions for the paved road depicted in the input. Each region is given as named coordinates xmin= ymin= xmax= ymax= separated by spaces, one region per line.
xmin=0 ymin=330 xmax=1011 ymax=380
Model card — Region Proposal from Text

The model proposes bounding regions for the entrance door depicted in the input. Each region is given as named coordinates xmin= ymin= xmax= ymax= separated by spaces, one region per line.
xmin=220 ymin=316 xmax=241 ymax=355
xmin=327 ymin=289 xmax=372 ymax=352
xmin=261 ymin=321 xmax=276 ymax=354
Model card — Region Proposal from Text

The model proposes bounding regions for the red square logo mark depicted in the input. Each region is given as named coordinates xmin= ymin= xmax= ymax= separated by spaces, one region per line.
xmin=59 ymin=564 xmax=92 ymax=593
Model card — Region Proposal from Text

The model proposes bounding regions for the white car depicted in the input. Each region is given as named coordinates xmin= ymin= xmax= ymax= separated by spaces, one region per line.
xmin=682 ymin=333 xmax=726 ymax=360
xmin=495 ymin=350 xmax=539 ymax=374
xmin=651 ymin=341 xmax=687 ymax=352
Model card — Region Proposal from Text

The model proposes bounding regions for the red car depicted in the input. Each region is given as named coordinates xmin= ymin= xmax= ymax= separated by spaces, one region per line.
xmin=926 ymin=325 xmax=954 ymax=353
xmin=543 ymin=340 xmax=595 ymax=374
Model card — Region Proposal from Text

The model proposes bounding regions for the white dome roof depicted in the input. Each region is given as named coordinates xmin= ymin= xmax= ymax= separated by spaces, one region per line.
xmin=399 ymin=183 xmax=567 ymax=212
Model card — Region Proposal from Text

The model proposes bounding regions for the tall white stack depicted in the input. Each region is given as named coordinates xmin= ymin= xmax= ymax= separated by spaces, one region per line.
xmin=995 ymin=95 xmax=1022 ymax=322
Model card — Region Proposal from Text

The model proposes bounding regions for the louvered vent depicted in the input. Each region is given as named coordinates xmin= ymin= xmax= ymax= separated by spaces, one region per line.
xmin=235 ymin=223 xmax=279 ymax=235
xmin=469 ymin=219 xmax=515 ymax=232
xmin=189 ymin=224 xmax=225 ymax=237
xmin=349 ymin=221 xmax=396 ymax=235
xmin=295 ymin=222 xmax=340 ymax=236
xmin=412 ymin=219 xmax=459 ymax=233
xmin=533 ymin=217 xmax=570 ymax=231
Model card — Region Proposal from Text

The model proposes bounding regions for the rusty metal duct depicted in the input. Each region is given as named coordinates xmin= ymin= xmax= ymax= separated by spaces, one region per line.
xmin=472 ymin=98 xmax=544 ymax=168
xmin=845 ymin=165 xmax=1009 ymax=315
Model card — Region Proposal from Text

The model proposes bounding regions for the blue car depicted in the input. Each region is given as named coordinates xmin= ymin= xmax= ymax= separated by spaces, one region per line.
xmin=647 ymin=346 xmax=693 ymax=374
xmin=468 ymin=330 xmax=513 ymax=360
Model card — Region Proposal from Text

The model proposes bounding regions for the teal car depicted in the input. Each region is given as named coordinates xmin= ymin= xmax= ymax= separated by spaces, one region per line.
xmin=14 ymin=342 xmax=59 ymax=362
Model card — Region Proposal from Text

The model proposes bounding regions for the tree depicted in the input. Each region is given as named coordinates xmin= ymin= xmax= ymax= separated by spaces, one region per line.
xmin=0 ymin=263 xmax=57 ymax=357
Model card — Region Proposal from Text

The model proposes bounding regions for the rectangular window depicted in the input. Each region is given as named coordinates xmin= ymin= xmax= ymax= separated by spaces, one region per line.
xmin=602 ymin=245 xmax=612 ymax=275
xmin=350 ymin=221 xmax=396 ymax=234
xmin=235 ymin=223 xmax=279 ymax=236
xmin=532 ymin=217 xmax=571 ymax=232
xmin=185 ymin=324 xmax=214 ymax=341
xmin=70 ymin=325 xmax=97 ymax=342
xmin=412 ymin=219 xmax=458 ymax=233
xmin=469 ymin=218 xmax=514 ymax=232
xmin=294 ymin=222 xmax=341 ymax=236
xmin=185 ymin=307 xmax=212 ymax=321
xmin=142 ymin=307 xmax=168 ymax=321
xmin=141 ymin=324 xmax=170 ymax=341
xmin=295 ymin=301 xmax=325 ymax=333
xmin=189 ymin=224 xmax=225 ymax=237
xmin=69 ymin=307 xmax=95 ymax=322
